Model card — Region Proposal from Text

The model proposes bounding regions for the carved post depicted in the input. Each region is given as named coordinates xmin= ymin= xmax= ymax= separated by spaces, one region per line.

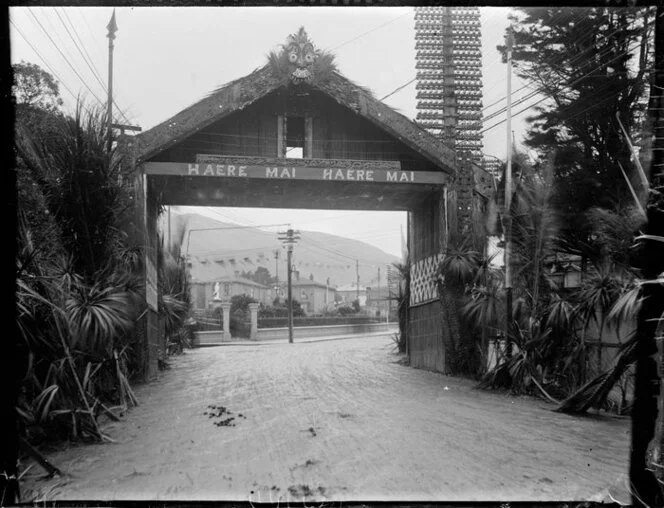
xmin=248 ymin=303 xmax=259 ymax=341
xmin=277 ymin=116 xmax=286 ymax=157
xmin=221 ymin=301 xmax=231 ymax=341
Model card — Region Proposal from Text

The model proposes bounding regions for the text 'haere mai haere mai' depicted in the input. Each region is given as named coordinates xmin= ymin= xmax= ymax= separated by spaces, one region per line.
xmin=186 ymin=164 xmax=417 ymax=182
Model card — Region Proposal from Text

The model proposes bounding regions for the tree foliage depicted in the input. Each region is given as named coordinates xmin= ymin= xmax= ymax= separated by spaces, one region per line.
xmin=12 ymin=62 xmax=191 ymax=458
xmin=16 ymin=100 xmax=125 ymax=281
xmin=241 ymin=266 xmax=276 ymax=287
xmin=500 ymin=7 xmax=655 ymax=241
xmin=470 ymin=150 xmax=647 ymax=404
xmin=259 ymin=298 xmax=305 ymax=318
xmin=13 ymin=60 xmax=63 ymax=113
xmin=13 ymin=62 xmax=66 ymax=258
xmin=230 ymin=294 xmax=258 ymax=316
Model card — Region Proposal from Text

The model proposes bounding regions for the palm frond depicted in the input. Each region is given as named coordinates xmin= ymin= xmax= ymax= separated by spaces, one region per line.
xmin=33 ymin=384 xmax=59 ymax=423
xmin=556 ymin=331 xmax=638 ymax=413
xmin=439 ymin=238 xmax=481 ymax=285
xmin=65 ymin=282 xmax=134 ymax=353
xmin=545 ymin=294 xmax=574 ymax=334
xmin=461 ymin=282 xmax=502 ymax=331
xmin=573 ymin=263 xmax=624 ymax=325
xmin=607 ymin=283 xmax=642 ymax=331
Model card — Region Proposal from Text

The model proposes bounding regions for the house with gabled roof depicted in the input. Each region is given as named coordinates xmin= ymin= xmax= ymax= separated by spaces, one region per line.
xmin=187 ymin=257 xmax=272 ymax=308
xmin=289 ymin=272 xmax=336 ymax=314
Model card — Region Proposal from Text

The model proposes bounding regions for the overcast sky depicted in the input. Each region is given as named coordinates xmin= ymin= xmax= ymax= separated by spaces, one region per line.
xmin=11 ymin=6 xmax=536 ymax=258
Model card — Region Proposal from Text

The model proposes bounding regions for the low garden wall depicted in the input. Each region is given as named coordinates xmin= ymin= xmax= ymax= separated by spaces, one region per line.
xmin=193 ymin=322 xmax=397 ymax=346
xmin=258 ymin=316 xmax=385 ymax=328
xmin=256 ymin=322 xmax=397 ymax=341
xmin=194 ymin=330 xmax=231 ymax=347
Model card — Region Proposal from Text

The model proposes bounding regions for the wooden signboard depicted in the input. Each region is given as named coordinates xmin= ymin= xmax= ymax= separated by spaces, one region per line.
xmin=143 ymin=156 xmax=447 ymax=185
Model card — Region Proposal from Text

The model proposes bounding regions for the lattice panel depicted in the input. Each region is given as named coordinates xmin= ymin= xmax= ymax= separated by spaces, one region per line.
xmin=410 ymin=253 xmax=444 ymax=307
xmin=414 ymin=6 xmax=484 ymax=161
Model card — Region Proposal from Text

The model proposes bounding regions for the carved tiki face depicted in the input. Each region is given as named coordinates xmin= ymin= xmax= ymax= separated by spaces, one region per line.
xmin=285 ymin=28 xmax=316 ymax=84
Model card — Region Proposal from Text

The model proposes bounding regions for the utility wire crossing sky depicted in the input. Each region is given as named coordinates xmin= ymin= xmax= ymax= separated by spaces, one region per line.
xmin=11 ymin=6 xmax=541 ymax=257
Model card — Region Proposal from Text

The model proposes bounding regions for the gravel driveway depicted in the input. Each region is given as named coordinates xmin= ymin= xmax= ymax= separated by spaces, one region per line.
xmin=21 ymin=335 xmax=630 ymax=503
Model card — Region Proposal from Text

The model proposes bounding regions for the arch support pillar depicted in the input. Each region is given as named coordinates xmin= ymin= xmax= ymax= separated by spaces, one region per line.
xmin=222 ymin=301 xmax=231 ymax=339
xmin=249 ymin=303 xmax=259 ymax=341
xmin=144 ymin=174 xmax=162 ymax=380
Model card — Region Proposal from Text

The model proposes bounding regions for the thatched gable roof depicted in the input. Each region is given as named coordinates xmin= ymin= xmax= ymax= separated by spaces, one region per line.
xmin=136 ymin=65 xmax=457 ymax=173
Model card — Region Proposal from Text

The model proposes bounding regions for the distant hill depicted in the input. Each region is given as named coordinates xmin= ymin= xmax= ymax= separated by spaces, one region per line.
xmin=159 ymin=212 xmax=400 ymax=289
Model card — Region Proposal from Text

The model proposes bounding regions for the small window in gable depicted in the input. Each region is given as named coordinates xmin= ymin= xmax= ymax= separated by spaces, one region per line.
xmin=286 ymin=116 xmax=304 ymax=159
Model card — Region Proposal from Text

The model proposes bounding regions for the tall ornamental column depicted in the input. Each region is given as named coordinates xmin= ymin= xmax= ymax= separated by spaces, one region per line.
xmin=248 ymin=303 xmax=259 ymax=341
xmin=221 ymin=301 xmax=231 ymax=340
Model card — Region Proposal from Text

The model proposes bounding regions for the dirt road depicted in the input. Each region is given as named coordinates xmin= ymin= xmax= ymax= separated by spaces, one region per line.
xmin=21 ymin=335 xmax=630 ymax=502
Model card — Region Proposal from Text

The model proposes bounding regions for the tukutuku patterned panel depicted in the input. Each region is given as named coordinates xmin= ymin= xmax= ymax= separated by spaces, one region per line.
xmin=409 ymin=253 xmax=444 ymax=307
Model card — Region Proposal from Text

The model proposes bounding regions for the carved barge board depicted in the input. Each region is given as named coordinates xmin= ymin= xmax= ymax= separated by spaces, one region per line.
xmin=195 ymin=154 xmax=401 ymax=169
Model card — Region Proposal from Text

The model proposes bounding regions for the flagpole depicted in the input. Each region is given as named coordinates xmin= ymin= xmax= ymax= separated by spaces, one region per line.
xmin=106 ymin=10 xmax=117 ymax=154
xmin=504 ymin=27 xmax=514 ymax=346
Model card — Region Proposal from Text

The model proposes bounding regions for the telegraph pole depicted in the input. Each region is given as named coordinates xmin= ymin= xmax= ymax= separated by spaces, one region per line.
xmin=377 ymin=266 xmax=380 ymax=318
xmin=356 ymin=259 xmax=360 ymax=303
xmin=278 ymin=228 xmax=301 ymax=343
xmin=504 ymin=27 xmax=514 ymax=345
xmin=167 ymin=207 xmax=171 ymax=249
xmin=288 ymin=250 xmax=293 ymax=341
xmin=273 ymin=249 xmax=280 ymax=302
xmin=106 ymin=9 xmax=142 ymax=153
xmin=106 ymin=10 xmax=117 ymax=154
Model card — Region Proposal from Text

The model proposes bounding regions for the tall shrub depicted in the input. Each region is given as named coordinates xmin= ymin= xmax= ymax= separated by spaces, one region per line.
xmin=14 ymin=92 xmax=141 ymax=446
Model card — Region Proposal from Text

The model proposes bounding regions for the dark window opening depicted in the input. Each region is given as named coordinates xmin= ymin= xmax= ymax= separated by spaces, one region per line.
xmin=286 ymin=116 xmax=304 ymax=159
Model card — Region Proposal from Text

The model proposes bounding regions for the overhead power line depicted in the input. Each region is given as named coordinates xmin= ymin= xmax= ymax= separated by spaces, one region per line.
xmin=54 ymin=8 xmax=107 ymax=94
xmin=385 ymin=8 xmax=656 ymax=131
xmin=481 ymin=8 xmax=611 ymax=112
xmin=479 ymin=7 xmax=580 ymax=91
xmin=20 ymin=8 xmax=134 ymax=127
xmin=481 ymin=37 xmax=652 ymax=133
xmin=481 ymin=12 xmax=658 ymax=125
xmin=27 ymin=8 xmax=107 ymax=107
xmin=54 ymin=7 xmax=132 ymax=126
xmin=331 ymin=11 xmax=412 ymax=51
xmin=387 ymin=8 xmax=583 ymax=105
xmin=381 ymin=78 xmax=417 ymax=102
xmin=11 ymin=18 xmax=114 ymax=125
xmin=10 ymin=19 xmax=78 ymax=103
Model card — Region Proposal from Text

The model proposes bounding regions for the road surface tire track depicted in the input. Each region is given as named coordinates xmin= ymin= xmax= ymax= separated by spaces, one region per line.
xmin=20 ymin=335 xmax=629 ymax=502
